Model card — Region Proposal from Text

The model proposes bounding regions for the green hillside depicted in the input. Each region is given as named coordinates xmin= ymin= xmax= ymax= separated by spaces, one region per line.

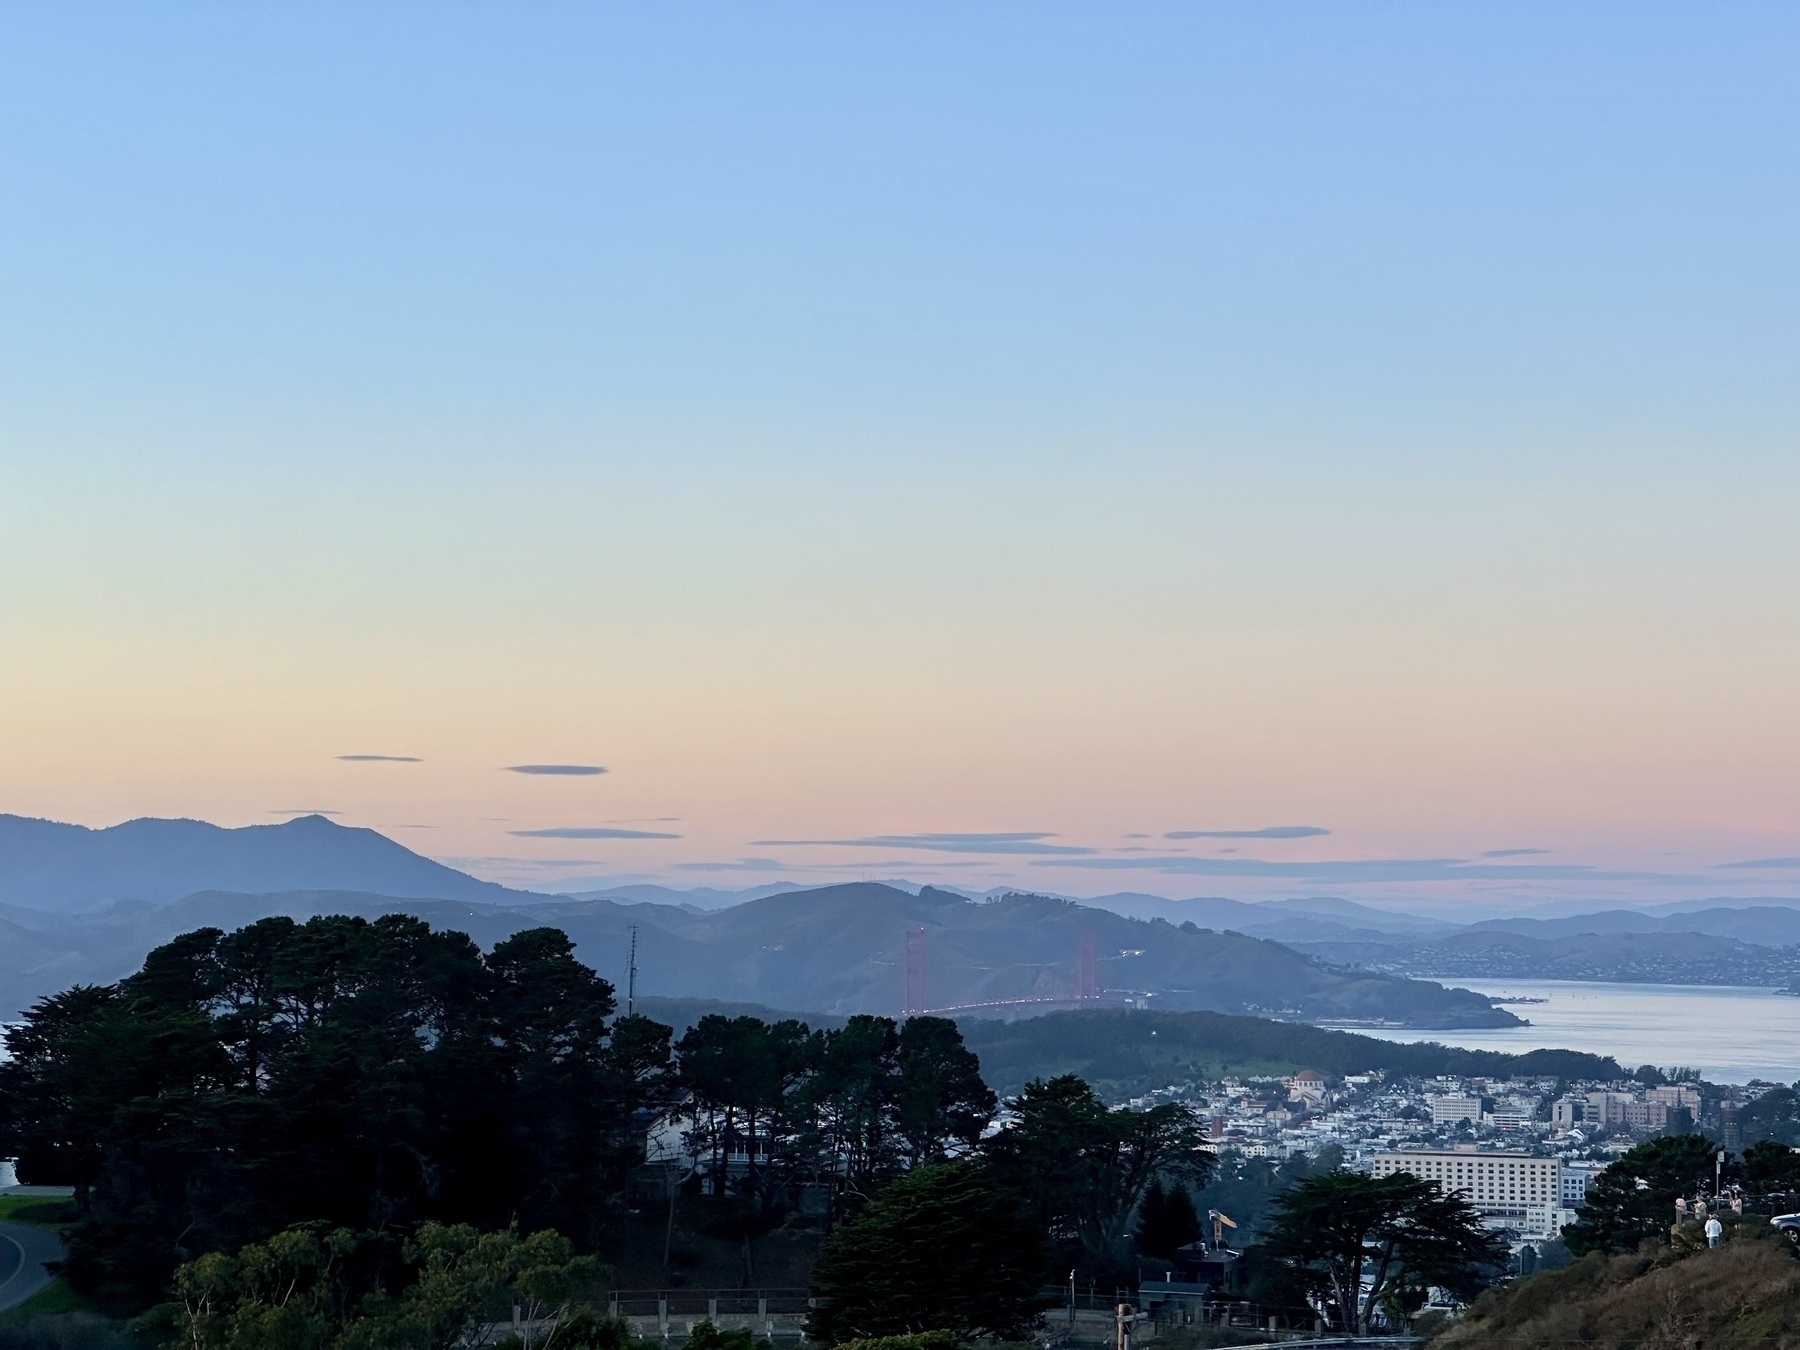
xmin=957 ymin=1008 xmax=1621 ymax=1098
xmin=615 ymin=1001 xmax=1619 ymax=1100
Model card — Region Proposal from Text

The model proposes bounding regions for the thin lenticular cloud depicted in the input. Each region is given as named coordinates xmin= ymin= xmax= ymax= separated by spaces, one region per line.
xmin=510 ymin=827 xmax=681 ymax=840
xmin=1483 ymin=847 xmax=1551 ymax=857
xmin=1712 ymin=857 xmax=1800 ymax=870
xmin=443 ymin=855 xmax=604 ymax=869
xmin=503 ymin=764 xmax=608 ymax=776
xmin=1163 ymin=826 xmax=1329 ymax=840
xmin=1036 ymin=855 xmax=1690 ymax=883
xmin=337 ymin=754 xmax=422 ymax=762
xmin=754 ymin=831 xmax=1095 ymax=856
xmin=674 ymin=858 xmax=956 ymax=874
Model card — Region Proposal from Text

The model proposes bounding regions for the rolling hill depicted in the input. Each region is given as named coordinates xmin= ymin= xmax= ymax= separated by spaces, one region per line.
xmin=954 ymin=1007 xmax=1619 ymax=1098
xmin=0 ymin=882 xmax=1518 ymax=1028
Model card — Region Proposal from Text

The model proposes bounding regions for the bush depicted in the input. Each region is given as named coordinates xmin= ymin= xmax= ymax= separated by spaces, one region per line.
xmin=834 ymin=1334 xmax=962 ymax=1350
xmin=682 ymin=1320 xmax=768 ymax=1350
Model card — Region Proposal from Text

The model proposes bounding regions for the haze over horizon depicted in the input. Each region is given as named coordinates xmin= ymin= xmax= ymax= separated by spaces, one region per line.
xmin=4 ymin=5 xmax=1798 ymax=913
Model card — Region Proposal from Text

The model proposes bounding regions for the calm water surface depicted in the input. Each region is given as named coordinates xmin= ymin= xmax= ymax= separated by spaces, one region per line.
xmin=1340 ymin=980 xmax=1800 ymax=1084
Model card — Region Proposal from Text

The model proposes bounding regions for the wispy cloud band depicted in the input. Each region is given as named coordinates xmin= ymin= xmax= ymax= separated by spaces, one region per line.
xmin=753 ymin=831 xmax=1094 ymax=856
xmin=510 ymin=827 xmax=680 ymax=840
xmin=1036 ymin=855 xmax=1686 ymax=883
xmin=1164 ymin=826 xmax=1328 ymax=840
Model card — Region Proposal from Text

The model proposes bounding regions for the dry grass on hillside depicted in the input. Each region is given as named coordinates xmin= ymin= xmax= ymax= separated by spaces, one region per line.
xmin=1434 ymin=1230 xmax=1800 ymax=1349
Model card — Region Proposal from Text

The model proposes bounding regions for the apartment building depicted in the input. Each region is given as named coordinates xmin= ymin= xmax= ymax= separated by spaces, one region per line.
xmin=1371 ymin=1146 xmax=1566 ymax=1239
xmin=1430 ymin=1095 xmax=1484 ymax=1126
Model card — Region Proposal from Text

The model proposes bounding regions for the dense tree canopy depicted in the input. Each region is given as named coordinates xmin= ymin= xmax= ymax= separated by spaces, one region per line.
xmin=805 ymin=1162 xmax=1049 ymax=1344
xmin=983 ymin=1074 xmax=1212 ymax=1277
xmin=0 ymin=916 xmax=672 ymax=1306
xmin=1743 ymin=1138 xmax=1800 ymax=1197
xmin=671 ymin=1012 xmax=996 ymax=1280
xmin=3 ymin=910 xmax=1508 ymax=1345
xmin=0 ymin=917 xmax=1001 ymax=1312
xmin=1739 ymin=1087 xmax=1800 ymax=1148
xmin=167 ymin=1221 xmax=623 ymax=1350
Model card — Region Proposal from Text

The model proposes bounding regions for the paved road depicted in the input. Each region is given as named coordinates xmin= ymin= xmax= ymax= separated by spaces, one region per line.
xmin=0 ymin=1219 xmax=66 ymax=1313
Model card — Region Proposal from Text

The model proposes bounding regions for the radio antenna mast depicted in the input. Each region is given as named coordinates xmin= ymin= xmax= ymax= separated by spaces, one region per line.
xmin=626 ymin=924 xmax=638 ymax=1016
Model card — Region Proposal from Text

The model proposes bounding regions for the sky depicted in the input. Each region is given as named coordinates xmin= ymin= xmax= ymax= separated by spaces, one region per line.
xmin=2 ymin=3 xmax=1798 ymax=912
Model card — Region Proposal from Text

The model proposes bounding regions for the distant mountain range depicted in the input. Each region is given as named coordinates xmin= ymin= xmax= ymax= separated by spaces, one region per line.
xmin=1286 ymin=910 xmax=1800 ymax=986
xmin=0 ymin=813 xmax=522 ymax=911
xmin=5 ymin=811 xmax=1798 ymax=1026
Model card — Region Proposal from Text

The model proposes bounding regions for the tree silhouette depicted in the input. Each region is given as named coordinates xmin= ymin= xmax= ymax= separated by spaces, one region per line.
xmin=1262 ymin=1170 xmax=1507 ymax=1332
xmin=1135 ymin=1178 xmax=1200 ymax=1260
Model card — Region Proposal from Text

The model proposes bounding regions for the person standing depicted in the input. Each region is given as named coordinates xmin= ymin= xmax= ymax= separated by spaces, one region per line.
xmin=1705 ymin=1215 xmax=1724 ymax=1249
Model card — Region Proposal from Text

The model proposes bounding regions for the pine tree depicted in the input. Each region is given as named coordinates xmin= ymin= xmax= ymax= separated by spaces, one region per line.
xmin=1136 ymin=1178 xmax=1201 ymax=1260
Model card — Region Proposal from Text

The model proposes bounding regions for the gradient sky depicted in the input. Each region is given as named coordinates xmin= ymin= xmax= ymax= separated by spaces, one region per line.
xmin=3 ymin=3 xmax=1798 ymax=910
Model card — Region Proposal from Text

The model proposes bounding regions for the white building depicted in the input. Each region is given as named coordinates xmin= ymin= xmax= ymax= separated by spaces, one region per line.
xmin=1372 ymin=1147 xmax=1565 ymax=1239
xmin=1430 ymin=1095 xmax=1484 ymax=1126
xmin=1551 ymin=1097 xmax=1585 ymax=1129
xmin=1587 ymin=1091 xmax=1633 ymax=1128
xmin=1486 ymin=1103 xmax=1536 ymax=1131
xmin=1647 ymin=1085 xmax=1702 ymax=1112
xmin=1561 ymin=1162 xmax=1607 ymax=1207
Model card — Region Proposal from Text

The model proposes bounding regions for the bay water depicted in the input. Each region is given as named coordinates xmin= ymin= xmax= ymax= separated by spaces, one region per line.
xmin=1339 ymin=979 xmax=1800 ymax=1084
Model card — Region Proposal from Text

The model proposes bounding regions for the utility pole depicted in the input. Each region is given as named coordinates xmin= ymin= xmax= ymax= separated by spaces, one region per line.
xmin=627 ymin=924 xmax=638 ymax=1016
xmin=1068 ymin=1270 xmax=1076 ymax=1329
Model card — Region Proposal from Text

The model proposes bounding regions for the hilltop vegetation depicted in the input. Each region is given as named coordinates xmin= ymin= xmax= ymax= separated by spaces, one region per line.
xmin=959 ymin=1008 xmax=1620 ymax=1099
xmin=645 ymin=1000 xmax=1619 ymax=1101
xmin=1433 ymin=1225 xmax=1800 ymax=1348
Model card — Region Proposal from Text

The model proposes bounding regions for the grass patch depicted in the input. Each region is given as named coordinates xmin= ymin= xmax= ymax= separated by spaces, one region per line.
xmin=0 ymin=1199 xmax=75 ymax=1228
xmin=0 ymin=1280 xmax=93 ymax=1322
xmin=0 ymin=1199 xmax=74 ymax=1226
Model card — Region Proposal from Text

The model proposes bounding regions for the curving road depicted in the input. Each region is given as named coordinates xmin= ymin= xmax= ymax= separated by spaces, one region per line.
xmin=0 ymin=1219 xmax=65 ymax=1313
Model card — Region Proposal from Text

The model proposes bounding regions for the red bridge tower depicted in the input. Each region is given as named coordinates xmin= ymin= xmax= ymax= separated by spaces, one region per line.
xmin=903 ymin=927 xmax=927 ymax=1015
